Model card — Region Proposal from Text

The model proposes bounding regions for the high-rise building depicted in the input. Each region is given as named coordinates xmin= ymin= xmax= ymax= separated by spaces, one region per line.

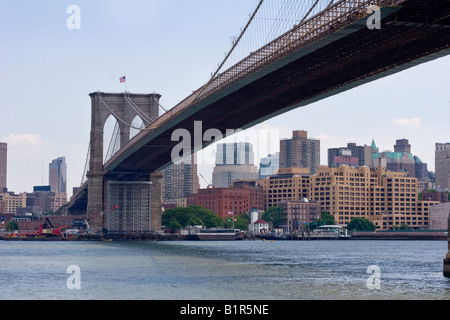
xmin=259 ymin=152 xmax=279 ymax=179
xmin=328 ymin=143 xmax=373 ymax=168
xmin=414 ymin=156 xmax=428 ymax=181
xmin=212 ymin=142 xmax=258 ymax=188
xmin=0 ymin=142 xmax=7 ymax=191
xmin=435 ymin=142 xmax=450 ymax=191
xmin=49 ymin=157 xmax=67 ymax=194
xmin=162 ymin=153 xmax=199 ymax=202
xmin=372 ymin=138 xmax=428 ymax=180
xmin=280 ymin=130 xmax=320 ymax=174
xmin=393 ymin=138 xmax=411 ymax=153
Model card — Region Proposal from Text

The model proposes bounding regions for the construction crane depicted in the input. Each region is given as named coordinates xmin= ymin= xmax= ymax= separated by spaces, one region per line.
xmin=84 ymin=205 xmax=119 ymax=234
xmin=199 ymin=174 xmax=213 ymax=188
xmin=39 ymin=217 xmax=68 ymax=237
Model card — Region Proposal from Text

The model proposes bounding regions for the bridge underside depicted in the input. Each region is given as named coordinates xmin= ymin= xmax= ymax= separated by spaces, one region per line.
xmin=64 ymin=0 xmax=449 ymax=257
xmin=106 ymin=0 xmax=450 ymax=177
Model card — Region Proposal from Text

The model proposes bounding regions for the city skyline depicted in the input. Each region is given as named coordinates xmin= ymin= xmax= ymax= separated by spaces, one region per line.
xmin=0 ymin=1 xmax=449 ymax=196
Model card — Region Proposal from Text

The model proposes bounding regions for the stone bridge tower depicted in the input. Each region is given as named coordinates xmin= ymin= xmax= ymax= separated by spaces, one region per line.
xmin=87 ymin=91 xmax=162 ymax=234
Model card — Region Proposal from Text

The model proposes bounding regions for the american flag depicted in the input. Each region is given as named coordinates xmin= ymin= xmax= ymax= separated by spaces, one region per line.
xmin=120 ymin=76 xmax=126 ymax=83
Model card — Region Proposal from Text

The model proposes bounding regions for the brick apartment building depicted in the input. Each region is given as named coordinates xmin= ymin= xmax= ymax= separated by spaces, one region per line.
xmin=277 ymin=199 xmax=321 ymax=234
xmin=187 ymin=182 xmax=264 ymax=219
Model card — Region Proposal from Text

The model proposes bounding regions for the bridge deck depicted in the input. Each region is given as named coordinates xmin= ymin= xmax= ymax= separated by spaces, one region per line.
xmin=105 ymin=0 xmax=450 ymax=178
xmin=64 ymin=0 xmax=450 ymax=213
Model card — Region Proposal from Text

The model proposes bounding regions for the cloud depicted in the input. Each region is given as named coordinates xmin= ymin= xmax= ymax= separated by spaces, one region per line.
xmin=2 ymin=133 xmax=44 ymax=146
xmin=393 ymin=117 xmax=421 ymax=128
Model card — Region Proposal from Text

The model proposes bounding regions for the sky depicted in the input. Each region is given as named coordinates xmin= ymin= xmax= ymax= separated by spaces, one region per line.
xmin=0 ymin=1 xmax=449 ymax=197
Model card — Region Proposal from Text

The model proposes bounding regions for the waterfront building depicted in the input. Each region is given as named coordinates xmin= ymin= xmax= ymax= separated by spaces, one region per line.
xmin=254 ymin=167 xmax=311 ymax=210
xmin=280 ymin=130 xmax=320 ymax=174
xmin=0 ymin=142 xmax=6 ymax=191
xmin=435 ymin=142 xmax=450 ymax=190
xmin=242 ymin=163 xmax=439 ymax=230
xmin=309 ymin=165 xmax=438 ymax=230
xmin=187 ymin=182 xmax=264 ymax=219
xmin=277 ymin=199 xmax=321 ymax=234
xmin=248 ymin=219 xmax=269 ymax=235
xmin=248 ymin=208 xmax=269 ymax=235
xmin=212 ymin=142 xmax=259 ymax=188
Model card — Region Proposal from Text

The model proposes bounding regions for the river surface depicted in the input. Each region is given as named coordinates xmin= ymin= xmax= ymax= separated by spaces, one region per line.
xmin=0 ymin=240 xmax=449 ymax=300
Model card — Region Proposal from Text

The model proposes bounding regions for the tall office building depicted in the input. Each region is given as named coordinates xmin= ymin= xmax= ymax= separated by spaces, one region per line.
xmin=162 ymin=153 xmax=199 ymax=202
xmin=435 ymin=143 xmax=450 ymax=191
xmin=280 ymin=130 xmax=320 ymax=174
xmin=49 ymin=157 xmax=67 ymax=194
xmin=328 ymin=142 xmax=373 ymax=168
xmin=0 ymin=143 xmax=6 ymax=191
xmin=212 ymin=142 xmax=259 ymax=188
xmin=259 ymin=152 xmax=279 ymax=179
xmin=372 ymin=138 xmax=428 ymax=180
xmin=393 ymin=138 xmax=411 ymax=153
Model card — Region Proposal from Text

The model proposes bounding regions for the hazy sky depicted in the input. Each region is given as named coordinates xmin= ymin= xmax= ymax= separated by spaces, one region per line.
xmin=1 ymin=1 xmax=449 ymax=196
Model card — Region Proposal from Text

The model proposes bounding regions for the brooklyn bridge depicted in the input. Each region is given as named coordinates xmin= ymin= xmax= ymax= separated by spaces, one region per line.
xmin=56 ymin=0 xmax=450 ymax=275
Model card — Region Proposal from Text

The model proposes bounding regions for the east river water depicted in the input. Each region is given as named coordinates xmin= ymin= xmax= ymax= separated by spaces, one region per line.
xmin=0 ymin=239 xmax=449 ymax=300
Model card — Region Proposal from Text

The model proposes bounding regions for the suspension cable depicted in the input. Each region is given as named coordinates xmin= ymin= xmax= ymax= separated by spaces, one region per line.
xmin=81 ymin=142 xmax=90 ymax=186
xmin=125 ymin=96 xmax=155 ymax=124
xmin=300 ymin=0 xmax=321 ymax=24
xmin=185 ymin=0 xmax=265 ymax=109
xmin=98 ymin=96 xmax=150 ymax=131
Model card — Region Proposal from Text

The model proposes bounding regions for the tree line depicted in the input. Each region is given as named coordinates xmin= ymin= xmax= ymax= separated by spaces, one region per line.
xmin=162 ymin=205 xmax=249 ymax=231
xmin=162 ymin=205 xmax=378 ymax=232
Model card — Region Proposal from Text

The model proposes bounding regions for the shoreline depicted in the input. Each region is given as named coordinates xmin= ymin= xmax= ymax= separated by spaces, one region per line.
xmin=1 ymin=231 xmax=447 ymax=242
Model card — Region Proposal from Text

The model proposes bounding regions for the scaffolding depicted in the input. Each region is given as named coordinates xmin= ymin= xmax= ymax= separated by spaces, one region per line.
xmin=106 ymin=181 xmax=152 ymax=238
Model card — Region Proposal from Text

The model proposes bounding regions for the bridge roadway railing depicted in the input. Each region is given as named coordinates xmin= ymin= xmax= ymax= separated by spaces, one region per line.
xmin=144 ymin=0 xmax=402 ymax=133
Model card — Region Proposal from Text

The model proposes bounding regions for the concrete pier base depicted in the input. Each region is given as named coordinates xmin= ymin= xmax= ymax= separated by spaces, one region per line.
xmin=444 ymin=253 xmax=450 ymax=278
xmin=443 ymin=205 xmax=450 ymax=278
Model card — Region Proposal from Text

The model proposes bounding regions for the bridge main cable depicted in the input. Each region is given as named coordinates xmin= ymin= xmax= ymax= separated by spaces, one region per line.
xmin=187 ymin=0 xmax=265 ymax=110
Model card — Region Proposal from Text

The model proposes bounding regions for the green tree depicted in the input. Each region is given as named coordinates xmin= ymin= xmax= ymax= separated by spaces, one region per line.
xmin=310 ymin=211 xmax=336 ymax=230
xmin=262 ymin=206 xmax=284 ymax=229
xmin=162 ymin=205 xmax=223 ymax=231
xmin=393 ymin=224 xmax=410 ymax=230
xmin=6 ymin=221 xmax=19 ymax=231
xmin=347 ymin=217 xmax=376 ymax=231
xmin=224 ymin=213 xmax=250 ymax=230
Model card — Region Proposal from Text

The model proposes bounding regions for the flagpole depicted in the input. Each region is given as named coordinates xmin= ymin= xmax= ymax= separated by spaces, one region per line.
xmin=120 ymin=76 xmax=127 ymax=93
xmin=233 ymin=212 xmax=235 ymax=230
